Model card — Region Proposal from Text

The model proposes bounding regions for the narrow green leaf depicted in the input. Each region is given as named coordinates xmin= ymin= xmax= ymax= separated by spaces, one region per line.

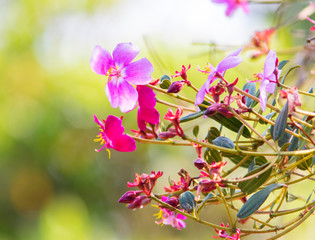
xmin=209 ymin=113 xmax=251 ymax=138
xmin=179 ymin=110 xmax=205 ymax=123
xmin=238 ymin=163 xmax=272 ymax=195
xmin=213 ymin=136 xmax=235 ymax=149
xmin=278 ymin=60 xmax=289 ymax=70
xmin=250 ymin=89 xmax=260 ymax=108
xmin=193 ymin=125 xmax=199 ymax=138
xmin=272 ymin=101 xmax=288 ymax=142
xmin=237 ymin=183 xmax=284 ymax=219
xmin=242 ymin=82 xmax=256 ymax=107
xmin=223 ymin=154 xmax=267 ymax=168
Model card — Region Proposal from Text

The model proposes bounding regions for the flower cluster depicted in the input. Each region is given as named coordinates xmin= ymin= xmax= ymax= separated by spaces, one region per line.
xmin=91 ymin=24 xmax=315 ymax=238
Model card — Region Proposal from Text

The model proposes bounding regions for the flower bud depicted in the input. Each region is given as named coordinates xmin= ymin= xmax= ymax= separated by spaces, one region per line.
xmin=194 ymin=158 xmax=207 ymax=169
xmin=118 ymin=190 xmax=142 ymax=203
xmin=167 ymin=81 xmax=185 ymax=93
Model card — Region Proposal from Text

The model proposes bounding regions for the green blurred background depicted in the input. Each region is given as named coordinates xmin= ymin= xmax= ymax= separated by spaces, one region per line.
xmin=0 ymin=0 xmax=314 ymax=239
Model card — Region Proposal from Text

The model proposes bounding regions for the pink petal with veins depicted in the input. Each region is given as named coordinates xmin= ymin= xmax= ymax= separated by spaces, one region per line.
xmin=122 ymin=58 xmax=154 ymax=85
xmin=112 ymin=42 xmax=140 ymax=70
xmin=90 ymin=45 xmax=113 ymax=75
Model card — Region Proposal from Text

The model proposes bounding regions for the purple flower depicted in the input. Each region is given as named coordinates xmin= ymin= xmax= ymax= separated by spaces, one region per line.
xmin=212 ymin=0 xmax=249 ymax=17
xmin=90 ymin=43 xmax=154 ymax=112
xmin=255 ymin=50 xmax=280 ymax=112
xmin=195 ymin=48 xmax=242 ymax=105
xmin=136 ymin=85 xmax=160 ymax=131
xmin=94 ymin=114 xmax=136 ymax=154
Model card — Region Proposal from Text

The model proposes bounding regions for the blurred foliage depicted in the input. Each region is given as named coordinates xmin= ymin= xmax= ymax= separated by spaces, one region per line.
xmin=0 ymin=0 xmax=314 ymax=240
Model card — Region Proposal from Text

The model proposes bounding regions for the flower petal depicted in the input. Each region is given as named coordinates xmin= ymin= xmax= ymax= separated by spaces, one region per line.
xmin=113 ymin=42 xmax=140 ymax=70
xmin=117 ymin=78 xmax=138 ymax=112
xmin=112 ymin=134 xmax=136 ymax=152
xmin=137 ymin=85 xmax=156 ymax=108
xmin=139 ymin=108 xmax=160 ymax=125
xmin=90 ymin=45 xmax=113 ymax=75
xmin=137 ymin=109 xmax=147 ymax=131
xmin=259 ymin=80 xmax=268 ymax=112
xmin=216 ymin=56 xmax=242 ymax=73
xmin=121 ymin=58 xmax=153 ymax=85
xmin=105 ymin=77 xmax=119 ymax=109
xmin=264 ymin=50 xmax=277 ymax=77
xmin=195 ymin=82 xmax=208 ymax=105
xmin=104 ymin=115 xmax=125 ymax=140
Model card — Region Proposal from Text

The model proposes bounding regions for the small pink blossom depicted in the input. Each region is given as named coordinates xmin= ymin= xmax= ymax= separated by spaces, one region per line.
xmin=90 ymin=43 xmax=153 ymax=112
xmin=253 ymin=49 xmax=280 ymax=112
xmin=212 ymin=0 xmax=249 ymax=17
xmin=195 ymin=48 xmax=242 ymax=105
xmin=155 ymin=196 xmax=187 ymax=230
xmin=127 ymin=171 xmax=163 ymax=196
xmin=164 ymin=108 xmax=184 ymax=137
xmin=280 ymin=86 xmax=302 ymax=114
xmin=214 ymin=223 xmax=241 ymax=240
xmin=94 ymin=115 xmax=136 ymax=154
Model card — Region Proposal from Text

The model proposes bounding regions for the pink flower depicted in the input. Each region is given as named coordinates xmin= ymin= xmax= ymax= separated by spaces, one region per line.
xmin=195 ymin=48 xmax=242 ymax=105
xmin=136 ymin=85 xmax=160 ymax=132
xmin=127 ymin=171 xmax=163 ymax=196
xmin=253 ymin=49 xmax=280 ymax=112
xmin=212 ymin=0 xmax=249 ymax=17
xmin=280 ymin=86 xmax=302 ymax=114
xmin=155 ymin=197 xmax=187 ymax=230
xmin=94 ymin=115 xmax=136 ymax=153
xmin=90 ymin=43 xmax=153 ymax=112
xmin=306 ymin=16 xmax=315 ymax=31
xmin=164 ymin=108 xmax=184 ymax=137
xmin=214 ymin=223 xmax=241 ymax=240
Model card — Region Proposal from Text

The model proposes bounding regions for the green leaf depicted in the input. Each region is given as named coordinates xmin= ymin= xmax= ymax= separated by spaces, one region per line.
xmin=179 ymin=191 xmax=196 ymax=213
xmin=209 ymin=113 xmax=251 ymax=138
xmin=278 ymin=60 xmax=289 ymax=70
xmin=213 ymin=136 xmax=235 ymax=149
xmin=259 ymin=112 xmax=276 ymax=125
xmin=272 ymin=101 xmax=288 ymax=142
xmin=179 ymin=111 xmax=205 ymax=123
xmin=237 ymin=183 xmax=284 ymax=219
xmin=286 ymin=192 xmax=298 ymax=202
xmin=160 ymin=74 xmax=171 ymax=81
xmin=242 ymin=82 xmax=256 ymax=108
xmin=250 ymin=89 xmax=260 ymax=108
xmin=238 ymin=163 xmax=272 ymax=195
xmin=223 ymin=154 xmax=267 ymax=168
xmin=205 ymin=127 xmax=221 ymax=143
xmin=204 ymin=148 xmax=222 ymax=163
xmin=193 ymin=125 xmax=199 ymax=138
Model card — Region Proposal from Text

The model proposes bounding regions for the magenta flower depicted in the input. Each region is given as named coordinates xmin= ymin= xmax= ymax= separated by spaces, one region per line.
xmin=136 ymin=85 xmax=160 ymax=131
xmin=195 ymin=48 xmax=242 ymax=105
xmin=90 ymin=43 xmax=154 ymax=112
xmin=212 ymin=0 xmax=249 ymax=17
xmin=254 ymin=50 xmax=280 ymax=112
xmin=94 ymin=114 xmax=136 ymax=154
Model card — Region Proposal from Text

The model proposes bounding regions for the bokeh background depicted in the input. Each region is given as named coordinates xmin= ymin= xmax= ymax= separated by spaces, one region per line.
xmin=0 ymin=0 xmax=314 ymax=239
